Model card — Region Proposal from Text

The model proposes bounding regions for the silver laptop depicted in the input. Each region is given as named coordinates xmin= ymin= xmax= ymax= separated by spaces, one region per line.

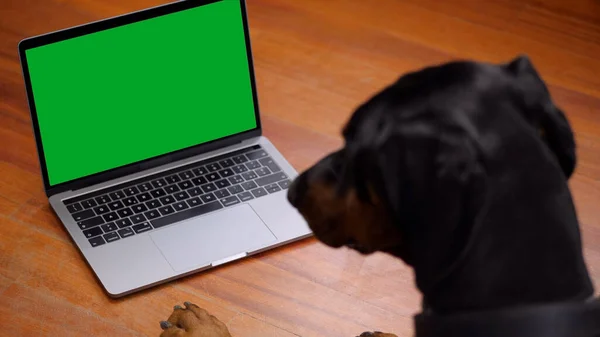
xmin=18 ymin=0 xmax=311 ymax=297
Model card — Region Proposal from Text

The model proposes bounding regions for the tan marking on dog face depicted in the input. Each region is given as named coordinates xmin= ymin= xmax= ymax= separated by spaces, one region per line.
xmin=295 ymin=180 xmax=403 ymax=255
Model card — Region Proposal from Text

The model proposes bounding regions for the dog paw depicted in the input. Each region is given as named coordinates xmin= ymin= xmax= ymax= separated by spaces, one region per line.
xmin=357 ymin=332 xmax=398 ymax=337
xmin=159 ymin=302 xmax=232 ymax=337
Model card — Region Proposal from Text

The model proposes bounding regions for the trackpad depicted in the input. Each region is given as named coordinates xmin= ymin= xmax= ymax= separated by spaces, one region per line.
xmin=150 ymin=204 xmax=276 ymax=272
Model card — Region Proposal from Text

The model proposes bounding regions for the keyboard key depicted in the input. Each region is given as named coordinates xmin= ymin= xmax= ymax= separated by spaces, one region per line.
xmin=178 ymin=180 xmax=193 ymax=190
xmin=219 ymin=158 xmax=235 ymax=168
xmin=256 ymin=172 xmax=288 ymax=187
xmin=83 ymin=226 xmax=103 ymax=238
xmin=137 ymin=192 xmax=152 ymax=202
xmin=81 ymin=199 xmax=97 ymax=209
xmin=206 ymin=172 xmax=221 ymax=182
xmin=89 ymin=236 xmax=106 ymax=247
xmin=201 ymin=183 xmax=217 ymax=193
xmin=124 ymin=186 xmax=140 ymax=196
xmin=165 ymin=175 xmax=181 ymax=184
xmin=117 ymin=208 xmax=134 ymax=218
xmin=242 ymin=172 xmax=258 ymax=181
xmin=259 ymin=157 xmax=282 ymax=172
xmin=144 ymin=209 xmax=161 ymax=220
xmin=78 ymin=216 xmax=104 ymax=230
xmin=232 ymin=154 xmax=249 ymax=164
xmin=214 ymin=189 xmax=231 ymax=199
xmin=159 ymin=205 xmax=175 ymax=216
xmin=146 ymin=199 xmax=162 ymax=209
xmin=229 ymin=175 xmax=244 ymax=184
xmin=151 ymin=201 xmax=223 ymax=229
xmin=228 ymin=185 xmax=244 ymax=194
xmin=200 ymin=193 xmax=216 ymax=203
xmin=150 ymin=188 xmax=167 ymax=198
xmin=95 ymin=195 xmax=110 ymax=205
xmin=101 ymin=222 xmax=118 ymax=233
xmin=115 ymin=218 xmax=133 ymax=228
xmin=278 ymin=180 xmax=291 ymax=189
xmin=137 ymin=182 xmax=153 ymax=192
xmin=173 ymin=201 xmax=189 ymax=211
xmin=192 ymin=167 xmax=207 ymax=176
xmin=187 ymin=197 xmax=202 ymax=207
xmin=151 ymin=178 xmax=167 ymax=189
xmin=232 ymin=165 xmax=248 ymax=174
xmin=238 ymin=192 xmax=254 ymax=202
xmin=221 ymin=196 xmax=240 ymax=207
xmin=118 ymin=227 xmax=135 ymax=238
xmin=103 ymin=232 xmax=120 ymax=243
xmin=132 ymin=204 xmax=148 ymax=213
xmin=130 ymin=214 xmax=147 ymax=224
xmin=215 ymin=179 xmax=231 ymax=189
xmin=246 ymin=150 xmax=268 ymax=160
xmin=123 ymin=196 xmax=138 ymax=207
xmin=187 ymin=187 xmax=203 ymax=197
xmin=251 ymin=187 xmax=268 ymax=198
xmin=265 ymin=183 xmax=282 ymax=194
xmin=108 ymin=201 xmax=125 ymax=211
xmin=179 ymin=171 xmax=194 ymax=180
xmin=219 ymin=168 xmax=234 ymax=177
xmin=245 ymin=161 xmax=261 ymax=170
xmin=255 ymin=167 xmax=271 ymax=177
xmin=72 ymin=209 xmax=95 ymax=222
xmin=109 ymin=191 xmax=126 ymax=200
xmin=207 ymin=163 xmax=221 ymax=172
xmin=160 ymin=195 xmax=175 ymax=205
xmin=87 ymin=206 xmax=110 ymax=219
xmin=103 ymin=212 xmax=119 ymax=222
xmin=165 ymin=184 xmax=180 ymax=194
xmin=192 ymin=176 xmax=208 ymax=186
xmin=175 ymin=191 xmax=190 ymax=201
xmin=132 ymin=222 xmax=153 ymax=234
xmin=241 ymin=181 xmax=258 ymax=191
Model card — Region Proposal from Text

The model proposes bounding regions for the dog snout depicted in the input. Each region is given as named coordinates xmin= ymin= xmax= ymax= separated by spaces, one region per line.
xmin=287 ymin=173 xmax=309 ymax=208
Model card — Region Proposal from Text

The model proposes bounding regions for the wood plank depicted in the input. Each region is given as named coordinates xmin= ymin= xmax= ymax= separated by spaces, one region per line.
xmin=0 ymin=274 xmax=11 ymax=295
xmin=250 ymin=0 xmax=600 ymax=98
xmin=181 ymin=256 xmax=413 ymax=336
xmin=0 ymin=217 xmax=299 ymax=336
xmin=0 ymin=284 xmax=143 ymax=337
xmin=0 ymin=196 xmax=19 ymax=217
xmin=0 ymin=162 xmax=44 ymax=205
xmin=1 ymin=0 xmax=599 ymax=336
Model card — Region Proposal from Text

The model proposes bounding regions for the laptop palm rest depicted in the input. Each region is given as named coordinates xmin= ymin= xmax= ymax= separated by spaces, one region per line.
xmin=150 ymin=204 xmax=277 ymax=272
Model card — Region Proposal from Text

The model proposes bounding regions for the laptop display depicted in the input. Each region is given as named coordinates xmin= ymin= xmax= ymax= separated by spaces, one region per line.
xmin=18 ymin=0 xmax=311 ymax=297
xmin=23 ymin=0 xmax=257 ymax=187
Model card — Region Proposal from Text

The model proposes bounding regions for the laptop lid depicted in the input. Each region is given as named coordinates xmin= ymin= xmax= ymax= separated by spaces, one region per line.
xmin=18 ymin=0 xmax=262 ymax=197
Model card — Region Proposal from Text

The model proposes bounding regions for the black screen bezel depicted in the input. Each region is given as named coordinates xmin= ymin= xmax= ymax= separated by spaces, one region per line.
xmin=18 ymin=0 xmax=262 ymax=197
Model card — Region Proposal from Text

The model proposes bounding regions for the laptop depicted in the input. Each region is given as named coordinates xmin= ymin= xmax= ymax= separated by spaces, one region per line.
xmin=18 ymin=0 xmax=312 ymax=297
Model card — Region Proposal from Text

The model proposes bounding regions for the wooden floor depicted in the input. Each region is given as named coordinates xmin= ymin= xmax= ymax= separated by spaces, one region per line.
xmin=1 ymin=0 xmax=600 ymax=336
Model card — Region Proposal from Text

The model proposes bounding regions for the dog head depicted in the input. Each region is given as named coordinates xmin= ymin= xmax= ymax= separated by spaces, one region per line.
xmin=287 ymin=55 xmax=576 ymax=266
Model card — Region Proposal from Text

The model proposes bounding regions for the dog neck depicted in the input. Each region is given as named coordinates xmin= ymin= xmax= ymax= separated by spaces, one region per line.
xmin=406 ymin=165 xmax=595 ymax=315
xmin=414 ymin=296 xmax=600 ymax=337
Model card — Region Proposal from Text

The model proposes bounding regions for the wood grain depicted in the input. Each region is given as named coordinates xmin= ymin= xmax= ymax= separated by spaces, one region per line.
xmin=0 ymin=0 xmax=599 ymax=336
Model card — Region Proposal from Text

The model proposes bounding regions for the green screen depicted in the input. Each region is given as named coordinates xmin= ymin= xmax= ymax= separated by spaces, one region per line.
xmin=25 ymin=0 xmax=257 ymax=186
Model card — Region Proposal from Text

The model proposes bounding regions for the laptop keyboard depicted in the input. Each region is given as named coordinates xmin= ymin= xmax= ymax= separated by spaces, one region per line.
xmin=63 ymin=145 xmax=291 ymax=248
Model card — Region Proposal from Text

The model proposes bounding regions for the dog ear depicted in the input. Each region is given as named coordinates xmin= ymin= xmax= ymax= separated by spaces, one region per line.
xmin=369 ymin=123 xmax=486 ymax=288
xmin=505 ymin=55 xmax=577 ymax=178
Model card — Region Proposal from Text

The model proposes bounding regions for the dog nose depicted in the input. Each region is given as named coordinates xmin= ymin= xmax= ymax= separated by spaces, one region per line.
xmin=287 ymin=174 xmax=308 ymax=208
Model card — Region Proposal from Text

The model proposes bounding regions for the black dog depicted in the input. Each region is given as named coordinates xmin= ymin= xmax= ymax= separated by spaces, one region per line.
xmin=287 ymin=55 xmax=600 ymax=336
xmin=159 ymin=56 xmax=599 ymax=337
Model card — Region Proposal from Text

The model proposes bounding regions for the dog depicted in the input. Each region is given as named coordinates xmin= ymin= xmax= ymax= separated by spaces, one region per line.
xmin=158 ymin=55 xmax=599 ymax=337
